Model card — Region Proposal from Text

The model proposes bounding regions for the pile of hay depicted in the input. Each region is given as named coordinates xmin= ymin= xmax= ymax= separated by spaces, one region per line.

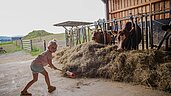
xmin=54 ymin=41 xmax=171 ymax=92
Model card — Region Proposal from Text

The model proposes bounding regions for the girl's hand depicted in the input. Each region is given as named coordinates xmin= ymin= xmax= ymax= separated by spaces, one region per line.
xmin=48 ymin=63 xmax=62 ymax=71
xmin=48 ymin=65 xmax=56 ymax=69
xmin=48 ymin=65 xmax=53 ymax=68
xmin=48 ymin=65 xmax=57 ymax=70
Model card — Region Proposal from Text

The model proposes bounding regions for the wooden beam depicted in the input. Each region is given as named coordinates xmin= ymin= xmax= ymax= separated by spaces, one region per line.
xmin=109 ymin=0 xmax=168 ymax=14
xmin=170 ymin=1 xmax=171 ymax=18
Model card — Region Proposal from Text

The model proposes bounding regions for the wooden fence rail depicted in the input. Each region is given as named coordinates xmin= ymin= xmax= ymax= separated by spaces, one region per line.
xmin=65 ymin=26 xmax=92 ymax=47
xmin=21 ymin=40 xmax=33 ymax=51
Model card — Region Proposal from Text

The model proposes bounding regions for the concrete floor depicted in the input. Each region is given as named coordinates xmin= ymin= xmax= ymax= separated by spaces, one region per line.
xmin=0 ymin=51 xmax=170 ymax=96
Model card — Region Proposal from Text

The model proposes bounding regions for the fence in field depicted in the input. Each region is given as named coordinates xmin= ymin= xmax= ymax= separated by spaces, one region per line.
xmin=16 ymin=39 xmax=52 ymax=52
xmin=21 ymin=40 xmax=33 ymax=51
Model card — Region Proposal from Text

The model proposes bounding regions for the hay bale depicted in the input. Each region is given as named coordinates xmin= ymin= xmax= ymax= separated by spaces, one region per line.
xmin=54 ymin=41 xmax=171 ymax=92
xmin=156 ymin=63 xmax=171 ymax=92
xmin=55 ymin=42 xmax=109 ymax=77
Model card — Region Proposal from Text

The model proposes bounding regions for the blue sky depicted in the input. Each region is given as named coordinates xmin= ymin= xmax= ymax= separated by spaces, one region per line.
xmin=0 ymin=0 xmax=105 ymax=36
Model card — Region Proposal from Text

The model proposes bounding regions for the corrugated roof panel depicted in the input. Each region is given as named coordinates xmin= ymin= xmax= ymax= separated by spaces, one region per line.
xmin=53 ymin=21 xmax=93 ymax=27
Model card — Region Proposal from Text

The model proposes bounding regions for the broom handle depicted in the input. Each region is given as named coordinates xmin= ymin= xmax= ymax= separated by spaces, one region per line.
xmin=55 ymin=68 xmax=62 ymax=71
xmin=48 ymin=65 xmax=62 ymax=71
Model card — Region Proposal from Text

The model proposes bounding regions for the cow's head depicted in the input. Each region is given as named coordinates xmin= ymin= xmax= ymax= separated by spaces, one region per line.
xmin=124 ymin=22 xmax=132 ymax=31
xmin=92 ymin=30 xmax=104 ymax=44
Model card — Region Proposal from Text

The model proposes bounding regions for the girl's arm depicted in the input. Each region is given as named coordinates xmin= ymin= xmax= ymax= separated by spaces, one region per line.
xmin=48 ymin=59 xmax=57 ymax=70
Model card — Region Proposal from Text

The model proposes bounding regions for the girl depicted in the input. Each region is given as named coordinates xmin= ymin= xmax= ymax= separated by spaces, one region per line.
xmin=21 ymin=40 xmax=58 ymax=95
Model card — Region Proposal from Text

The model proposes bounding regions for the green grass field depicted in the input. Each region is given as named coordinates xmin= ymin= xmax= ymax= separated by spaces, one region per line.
xmin=0 ymin=41 xmax=21 ymax=54
xmin=25 ymin=33 xmax=65 ymax=56
xmin=0 ymin=33 xmax=65 ymax=55
xmin=30 ymin=33 xmax=65 ymax=41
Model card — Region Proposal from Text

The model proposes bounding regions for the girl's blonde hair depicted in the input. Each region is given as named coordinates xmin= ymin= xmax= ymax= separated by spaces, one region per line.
xmin=48 ymin=39 xmax=57 ymax=47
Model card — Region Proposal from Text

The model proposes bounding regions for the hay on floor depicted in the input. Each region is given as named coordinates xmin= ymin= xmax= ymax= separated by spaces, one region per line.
xmin=54 ymin=41 xmax=171 ymax=92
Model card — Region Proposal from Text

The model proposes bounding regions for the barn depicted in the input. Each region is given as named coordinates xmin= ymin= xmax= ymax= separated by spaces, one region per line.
xmin=54 ymin=0 xmax=171 ymax=50
xmin=54 ymin=1 xmax=171 ymax=93
xmin=101 ymin=0 xmax=171 ymax=50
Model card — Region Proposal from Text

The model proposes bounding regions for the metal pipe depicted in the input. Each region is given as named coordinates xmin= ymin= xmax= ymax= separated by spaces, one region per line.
xmin=140 ymin=15 xmax=144 ymax=50
xmin=149 ymin=14 xmax=153 ymax=49
xmin=145 ymin=15 xmax=148 ymax=49
xmin=135 ymin=17 xmax=139 ymax=49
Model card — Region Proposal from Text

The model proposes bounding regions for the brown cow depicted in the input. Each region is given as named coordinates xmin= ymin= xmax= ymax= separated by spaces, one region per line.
xmin=117 ymin=21 xmax=142 ymax=50
xmin=129 ymin=22 xmax=142 ymax=49
xmin=92 ymin=21 xmax=141 ymax=50
xmin=92 ymin=29 xmax=112 ymax=45
xmin=117 ymin=22 xmax=132 ymax=50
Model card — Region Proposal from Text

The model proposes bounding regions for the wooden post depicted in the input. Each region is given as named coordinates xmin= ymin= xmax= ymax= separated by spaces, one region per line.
xmin=63 ymin=26 xmax=69 ymax=47
xmin=81 ymin=27 xmax=83 ymax=43
xmin=30 ymin=40 xmax=33 ymax=51
xmin=71 ymin=28 xmax=74 ymax=47
xmin=87 ymin=26 xmax=90 ymax=41
xmin=21 ymin=39 xmax=23 ymax=49
xmin=71 ymin=28 xmax=74 ymax=46
xmin=76 ymin=28 xmax=78 ymax=45
xmin=43 ymin=40 xmax=46 ymax=51
xmin=84 ymin=27 xmax=87 ymax=42
xmin=82 ymin=27 xmax=84 ymax=43
xmin=66 ymin=30 xmax=68 ymax=47
xmin=70 ymin=29 xmax=73 ymax=47
xmin=15 ymin=40 xmax=17 ymax=46
xmin=82 ymin=27 xmax=87 ymax=43
xmin=78 ymin=28 xmax=81 ymax=44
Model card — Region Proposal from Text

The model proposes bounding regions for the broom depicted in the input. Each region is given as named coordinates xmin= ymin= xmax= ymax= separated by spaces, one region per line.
xmin=55 ymin=67 xmax=76 ymax=78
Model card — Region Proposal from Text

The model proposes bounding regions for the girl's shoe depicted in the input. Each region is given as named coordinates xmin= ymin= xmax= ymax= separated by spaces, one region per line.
xmin=20 ymin=91 xmax=32 ymax=96
xmin=48 ymin=86 xmax=56 ymax=93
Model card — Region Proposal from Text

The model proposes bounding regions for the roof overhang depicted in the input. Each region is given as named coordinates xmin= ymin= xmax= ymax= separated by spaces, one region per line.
xmin=53 ymin=21 xmax=93 ymax=27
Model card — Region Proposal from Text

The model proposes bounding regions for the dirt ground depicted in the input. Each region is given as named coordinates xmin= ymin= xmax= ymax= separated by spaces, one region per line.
xmin=0 ymin=51 xmax=171 ymax=96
